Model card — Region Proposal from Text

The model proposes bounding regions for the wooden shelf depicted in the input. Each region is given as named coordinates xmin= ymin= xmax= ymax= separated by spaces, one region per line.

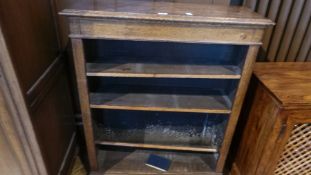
xmin=92 ymin=149 xmax=217 ymax=175
xmin=95 ymin=141 xmax=218 ymax=152
xmin=90 ymin=92 xmax=232 ymax=114
xmin=86 ymin=63 xmax=241 ymax=79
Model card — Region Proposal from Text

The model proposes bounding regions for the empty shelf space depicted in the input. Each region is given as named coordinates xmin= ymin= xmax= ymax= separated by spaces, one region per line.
xmin=94 ymin=148 xmax=217 ymax=174
xmin=95 ymin=141 xmax=218 ymax=153
xmin=90 ymin=92 xmax=232 ymax=114
xmin=93 ymin=110 xmax=228 ymax=150
xmin=86 ymin=63 xmax=241 ymax=79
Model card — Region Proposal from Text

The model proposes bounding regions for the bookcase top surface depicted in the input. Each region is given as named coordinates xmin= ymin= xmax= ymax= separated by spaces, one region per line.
xmin=59 ymin=0 xmax=274 ymax=26
xmin=254 ymin=62 xmax=311 ymax=108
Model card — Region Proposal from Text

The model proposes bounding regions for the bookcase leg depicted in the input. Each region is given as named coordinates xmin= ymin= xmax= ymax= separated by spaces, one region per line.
xmin=71 ymin=39 xmax=98 ymax=170
xmin=216 ymin=46 xmax=259 ymax=172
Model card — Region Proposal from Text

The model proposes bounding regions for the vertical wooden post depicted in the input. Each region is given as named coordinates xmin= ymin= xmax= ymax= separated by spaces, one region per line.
xmin=71 ymin=39 xmax=98 ymax=170
xmin=216 ymin=46 xmax=259 ymax=172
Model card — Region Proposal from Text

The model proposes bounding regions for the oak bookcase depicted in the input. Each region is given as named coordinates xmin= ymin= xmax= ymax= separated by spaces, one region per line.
xmin=60 ymin=1 xmax=273 ymax=174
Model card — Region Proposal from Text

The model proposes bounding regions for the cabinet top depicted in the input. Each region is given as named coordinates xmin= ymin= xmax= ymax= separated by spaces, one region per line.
xmin=59 ymin=0 xmax=274 ymax=26
xmin=254 ymin=63 xmax=311 ymax=109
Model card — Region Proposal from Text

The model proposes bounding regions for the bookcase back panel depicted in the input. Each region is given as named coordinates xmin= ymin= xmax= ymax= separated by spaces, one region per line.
xmin=89 ymin=77 xmax=238 ymax=95
xmin=93 ymin=110 xmax=228 ymax=148
xmin=84 ymin=39 xmax=248 ymax=67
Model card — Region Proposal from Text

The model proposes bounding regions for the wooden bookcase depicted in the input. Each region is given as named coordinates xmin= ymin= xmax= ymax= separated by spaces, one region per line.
xmin=60 ymin=1 xmax=273 ymax=174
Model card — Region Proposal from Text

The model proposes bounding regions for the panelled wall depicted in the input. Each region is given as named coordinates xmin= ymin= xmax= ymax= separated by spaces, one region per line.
xmin=0 ymin=0 xmax=76 ymax=174
xmin=244 ymin=0 xmax=311 ymax=62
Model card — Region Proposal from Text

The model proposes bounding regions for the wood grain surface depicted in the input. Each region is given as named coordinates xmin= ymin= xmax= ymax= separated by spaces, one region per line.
xmin=62 ymin=1 xmax=272 ymax=174
xmin=71 ymin=39 xmax=98 ymax=170
xmin=71 ymin=18 xmax=265 ymax=45
xmin=232 ymin=84 xmax=281 ymax=175
xmin=254 ymin=62 xmax=311 ymax=108
xmin=90 ymin=92 xmax=232 ymax=114
xmin=59 ymin=0 xmax=273 ymax=26
xmin=95 ymin=141 xmax=218 ymax=153
xmin=216 ymin=46 xmax=259 ymax=172
xmin=86 ymin=63 xmax=241 ymax=79
xmin=232 ymin=62 xmax=311 ymax=175
xmin=0 ymin=0 xmax=60 ymax=92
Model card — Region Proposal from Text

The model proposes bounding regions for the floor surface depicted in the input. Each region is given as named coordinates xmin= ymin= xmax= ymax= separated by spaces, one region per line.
xmin=71 ymin=157 xmax=87 ymax=175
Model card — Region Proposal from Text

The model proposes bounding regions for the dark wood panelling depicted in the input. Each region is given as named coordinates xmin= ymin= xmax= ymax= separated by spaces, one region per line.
xmin=52 ymin=0 xmax=70 ymax=49
xmin=245 ymin=0 xmax=311 ymax=62
xmin=58 ymin=133 xmax=77 ymax=175
xmin=0 ymin=0 xmax=59 ymax=92
xmin=26 ymin=57 xmax=64 ymax=110
xmin=0 ymin=0 xmax=76 ymax=175
xmin=31 ymin=68 xmax=75 ymax=175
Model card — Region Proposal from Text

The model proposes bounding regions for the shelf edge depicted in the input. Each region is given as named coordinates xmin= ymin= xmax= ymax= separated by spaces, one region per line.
xmin=95 ymin=141 xmax=218 ymax=153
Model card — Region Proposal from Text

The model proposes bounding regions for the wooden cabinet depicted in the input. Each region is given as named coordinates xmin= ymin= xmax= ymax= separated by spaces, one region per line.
xmin=60 ymin=1 xmax=273 ymax=174
xmin=231 ymin=63 xmax=311 ymax=175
